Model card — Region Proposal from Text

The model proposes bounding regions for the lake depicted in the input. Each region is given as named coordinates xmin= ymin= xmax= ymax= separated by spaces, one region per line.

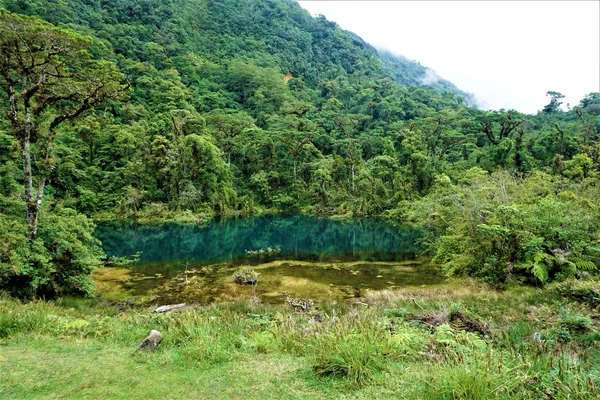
xmin=94 ymin=215 xmax=444 ymax=304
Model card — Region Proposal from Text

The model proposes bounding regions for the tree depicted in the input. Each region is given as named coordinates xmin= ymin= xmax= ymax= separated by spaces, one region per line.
xmin=476 ymin=110 xmax=525 ymax=169
xmin=278 ymin=131 xmax=318 ymax=185
xmin=543 ymin=91 xmax=565 ymax=114
xmin=334 ymin=138 xmax=362 ymax=193
xmin=0 ymin=10 xmax=128 ymax=239
xmin=205 ymin=110 xmax=256 ymax=166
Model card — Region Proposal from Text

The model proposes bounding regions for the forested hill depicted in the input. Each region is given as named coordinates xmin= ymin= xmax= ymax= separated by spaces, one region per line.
xmin=0 ymin=0 xmax=465 ymax=96
xmin=0 ymin=0 xmax=478 ymax=217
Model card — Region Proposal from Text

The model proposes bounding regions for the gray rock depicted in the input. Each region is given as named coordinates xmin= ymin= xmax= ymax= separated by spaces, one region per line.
xmin=137 ymin=330 xmax=163 ymax=351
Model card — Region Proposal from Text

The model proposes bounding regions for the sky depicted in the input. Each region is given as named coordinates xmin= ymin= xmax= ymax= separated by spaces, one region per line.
xmin=297 ymin=1 xmax=600 ymax=114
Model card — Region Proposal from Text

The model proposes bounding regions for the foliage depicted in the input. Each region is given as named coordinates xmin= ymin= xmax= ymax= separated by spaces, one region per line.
xmin=245 ymin=246 xmax=282 ymax=259
xmin=1 ymin=285 xmax=600 ymax=398
xmin=233 ymin=266 xmax=258 ymax=285
xmin=0 ymin=205 xmax=104 ymax=298
xmin=0 ymin=9 xmax=128 ymax=239
xmin=410 ymin=171 xmax=600 ymax=285
xmin=312 ymin=333 xmax=388 ymax=386
xmin=554 ymin=280 xmax=600 ymax=307
xmin=0 ymin=0 xmax=597 ymax=222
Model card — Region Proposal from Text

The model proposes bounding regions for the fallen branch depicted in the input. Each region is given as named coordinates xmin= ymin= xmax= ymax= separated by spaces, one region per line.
xmin=153 ymin=303 xmax=185 ymax=313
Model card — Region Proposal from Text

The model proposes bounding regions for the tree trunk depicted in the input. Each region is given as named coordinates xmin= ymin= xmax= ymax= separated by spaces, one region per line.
xmin=293 ymin=159 xmax=297 ymax=182
xmin=21 ymin=138 xmax=39 ymax=240
xmin=89 ymin=142 xmax=94 ymax=164
xmin=21 ymin=108 xmax=42 ymax=241
xmin=514 ymin=128 xmax=524 ymax=173
xmin=351 ymin=163 xmax=355 ymax=193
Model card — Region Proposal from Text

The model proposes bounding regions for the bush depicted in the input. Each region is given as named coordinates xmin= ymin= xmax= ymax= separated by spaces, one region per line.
xmin=0 ymin=206 xmax=104 ymax=298
xmin=312 ymin=334 xmax=388 ymax=386
xmin=411 ymin=171 xmax=600 ymax=286
xmin=233 ymin=267 xmax=258 ymax=285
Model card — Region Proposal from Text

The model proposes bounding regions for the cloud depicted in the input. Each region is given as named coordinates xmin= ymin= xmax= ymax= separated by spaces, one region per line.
xmin=298 ymin=1 xmax=600 ymax=115
xmin=420 ymin=68 xmax=441 ymax=86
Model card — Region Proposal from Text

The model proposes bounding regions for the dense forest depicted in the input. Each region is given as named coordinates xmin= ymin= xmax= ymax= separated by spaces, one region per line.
xmin=1 ymin=0 xmax=599 ymax=298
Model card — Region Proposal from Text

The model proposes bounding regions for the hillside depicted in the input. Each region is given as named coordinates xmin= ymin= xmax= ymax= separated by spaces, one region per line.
xmin=0 ymin=0 xmax=466 ymax=95
xmin=0 ymin=0 xmax=474 ymax=216
xmin=1 ymin=4 xmax=600 ymax=398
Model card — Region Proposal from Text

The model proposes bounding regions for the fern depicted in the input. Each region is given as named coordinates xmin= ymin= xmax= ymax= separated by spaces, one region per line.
xmin=531 ymin=262 xmax=549 ymax=284
xmin=585 ymin=246 xmax=600 ymax=256
xmin=574 ymin=259 xmax=597 ymax=271
xmin=530 ymin=252 xmax=550 ymax=284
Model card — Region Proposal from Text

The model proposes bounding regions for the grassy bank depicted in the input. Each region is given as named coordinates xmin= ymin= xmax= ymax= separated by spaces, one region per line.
xmin=1 ymin=281 xmax=600 ymax=399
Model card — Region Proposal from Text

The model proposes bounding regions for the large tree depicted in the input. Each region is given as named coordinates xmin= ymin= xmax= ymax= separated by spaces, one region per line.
xmin=0 ymin=10 xmax=128 ymax=239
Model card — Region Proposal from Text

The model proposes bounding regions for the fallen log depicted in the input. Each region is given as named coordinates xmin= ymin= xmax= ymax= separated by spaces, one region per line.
xmin=405 ymin=310 xmax=494 ymax=338
xmin=153 ymin=303 xmax=185 ymax=313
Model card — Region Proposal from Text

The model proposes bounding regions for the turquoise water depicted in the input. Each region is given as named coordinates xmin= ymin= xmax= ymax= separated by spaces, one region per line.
xmin=96 ymin=215 xmax=424 ymax=266
xmin=94 ymin=216 xmax=442 ymax=303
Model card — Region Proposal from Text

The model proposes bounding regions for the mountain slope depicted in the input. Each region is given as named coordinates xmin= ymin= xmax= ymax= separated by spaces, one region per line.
xmin=0 ymin=0 xmax=466 ymax=97
xmin=1 ymin=0 xmax=599 ymax=299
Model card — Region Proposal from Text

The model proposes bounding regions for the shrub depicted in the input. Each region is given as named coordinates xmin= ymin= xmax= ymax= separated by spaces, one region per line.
xmin=233 ymin=266 xmax=258 ymax=285
xmin=555 ymin=280 xmax=600 ymax=307
xmin=0 ymin=206 xmax=104 ymax=298
xmin=245 ymin=246 xmax=281 ymax=259
xmin=411 ymin=171 xmax=600 ymax=286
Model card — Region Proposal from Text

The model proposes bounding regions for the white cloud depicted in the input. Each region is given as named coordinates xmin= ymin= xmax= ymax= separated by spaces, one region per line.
xmin=297 ymin=1 xmax=600 ymax=114
xmin=421 ymin=68 xmax=441 ymax=85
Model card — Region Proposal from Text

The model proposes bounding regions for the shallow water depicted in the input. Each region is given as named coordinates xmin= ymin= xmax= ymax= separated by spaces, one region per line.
xmin=94 ymin=216 xmax=444 ymax=303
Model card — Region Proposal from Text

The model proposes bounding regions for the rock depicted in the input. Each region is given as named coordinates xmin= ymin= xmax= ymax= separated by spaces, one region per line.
xmin=137 ymin=330 xmax=163 ymax=351
xmin=234 ymin=276 xmax=257 ymax=285
xmin=352 ymin=301 xmax=369 ymax=307
xmin=153 ymin=303 xmax=185 ymax=313
xmin=310 ymin=313 xmax=323 ymax=323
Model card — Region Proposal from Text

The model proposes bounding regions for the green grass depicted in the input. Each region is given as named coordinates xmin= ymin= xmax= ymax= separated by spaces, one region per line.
xmin=1 ymin=281 xmax=600 ymax=399
xmin=1 ymin=339 xmax=317 ymax=399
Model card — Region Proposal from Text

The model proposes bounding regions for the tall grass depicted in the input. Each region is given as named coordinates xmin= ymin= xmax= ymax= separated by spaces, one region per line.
xmin=1 ymin=286 xmax=599 ymax=398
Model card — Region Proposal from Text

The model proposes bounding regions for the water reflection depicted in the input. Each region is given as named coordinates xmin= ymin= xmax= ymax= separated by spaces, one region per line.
xmin=95 ymin=215 xmax=424 ymax=266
